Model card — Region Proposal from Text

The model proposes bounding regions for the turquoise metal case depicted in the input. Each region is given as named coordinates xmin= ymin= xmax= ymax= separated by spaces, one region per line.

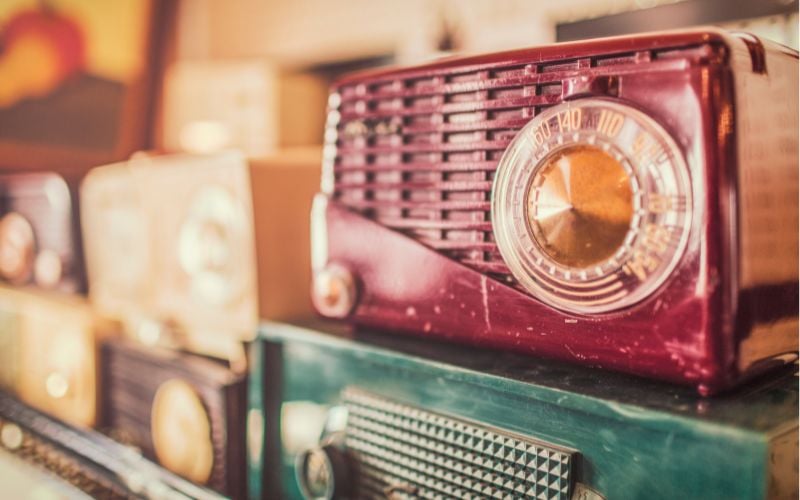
xmin=248 ymin=322 xmax=797 ymax=499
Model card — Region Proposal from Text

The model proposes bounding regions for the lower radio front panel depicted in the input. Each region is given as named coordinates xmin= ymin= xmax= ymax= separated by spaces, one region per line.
xmin=249 ymin=322 xmax=798 ymax=500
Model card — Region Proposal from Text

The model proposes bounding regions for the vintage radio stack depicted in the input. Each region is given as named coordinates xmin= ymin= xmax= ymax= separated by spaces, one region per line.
xmin=0 ymin=21 xmax=797 ymax=500
xmin=310 ymin=28 xmax=799 ymax=394
xmin=241 ymin=28 xmax=800 ymax=500
xmin=0 ymin=169 xmax=103 ymax=430
xmin=81 ymin=151 xmax=254 ymax=498
xmin=80 ymin=148 xmax=320 ymax=498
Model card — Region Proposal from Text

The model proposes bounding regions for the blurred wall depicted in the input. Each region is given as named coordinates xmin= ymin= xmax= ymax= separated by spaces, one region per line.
xmin=174 ymin=0 xmax=687 ymax=65
xmin=163 ymin=0 xmax=797 ymax=154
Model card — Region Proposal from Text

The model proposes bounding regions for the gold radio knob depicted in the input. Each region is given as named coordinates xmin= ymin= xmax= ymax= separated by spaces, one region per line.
xmin=526 ymin=144 xmax=633 ymax=269
xmin=151 ymin=379 xmax=214 ymax=484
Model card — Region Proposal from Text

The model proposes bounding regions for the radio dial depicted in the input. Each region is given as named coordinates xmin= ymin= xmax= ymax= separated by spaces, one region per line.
xmin=150 ymin=379 xmax=214 ymax=484
xmin=493 ymin=99 xmax=692 ymax=314
xmin=178 ymin=185 xmax=247 ymax=306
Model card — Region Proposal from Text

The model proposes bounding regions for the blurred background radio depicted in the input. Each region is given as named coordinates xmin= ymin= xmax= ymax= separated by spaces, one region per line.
xmin=81 ymin=151 xmax=258 ymax=364
xmin=0 ymin=172 xmax=85 ymax=293
xmin=0 ymin=286 xmax=111 ymax=428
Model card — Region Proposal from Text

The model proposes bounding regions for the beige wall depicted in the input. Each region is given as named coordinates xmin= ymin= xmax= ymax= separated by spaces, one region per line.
xmin=175 ymin=0 xmax=686 ymax=66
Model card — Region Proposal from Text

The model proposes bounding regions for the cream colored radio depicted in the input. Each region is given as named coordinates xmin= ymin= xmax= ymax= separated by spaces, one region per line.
xmin=81 ymin=149 xmax=320 ymax=362
xmin=0 ymin=286 xmax=105 ymax=428
xmin=81 ymin=151 xmax=258 ymax=363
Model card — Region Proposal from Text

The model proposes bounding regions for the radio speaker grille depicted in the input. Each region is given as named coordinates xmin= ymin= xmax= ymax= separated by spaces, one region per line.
xmin=343 ymin=388 xmax=575 ymax=499
xmin=330 ymin=44 xmax=718 ymax=286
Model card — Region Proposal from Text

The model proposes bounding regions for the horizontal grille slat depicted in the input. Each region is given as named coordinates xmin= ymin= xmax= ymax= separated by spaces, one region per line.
xmin=334 ymin=162 xmax=497 ymax=173
xmin=376 ymin=218 xmax=492 ymax=231
xmin=334 ymin=200 xmax=491 ymax=211
xmin=343 ymin=388 xmax=575 ymax=500
xmin=330 ymin=43 xmax=713 ymax=287
xmin=402 ymin=117 xmax=531 ymax=134
xmin=339 ymin=56 xmax=694 ymax=101
xmin=420 ymin=240 xmax=498 ymax=251
xmin=335 ymin=140 xmax=512 ymax=155
xmin=335 ymin=180 xmax=493 ymax=192
xmin=340 ymin=95 xmax=557 ymax=120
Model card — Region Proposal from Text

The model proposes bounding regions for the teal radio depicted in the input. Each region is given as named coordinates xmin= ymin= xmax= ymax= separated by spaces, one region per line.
xmin=249 ymin=322 xmax=797 ymax=500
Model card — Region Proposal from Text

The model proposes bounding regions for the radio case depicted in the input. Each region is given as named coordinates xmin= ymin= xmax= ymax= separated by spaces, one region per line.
xmin=0 ymin=286 xmax=104 ymax=428
xmin=311 ymin=29 xmax=799 ymax=393
xmin=82 ymin=149 xmax=321 ymax=358
xmin=250 ymin=321 xmax=798 ymax=500
xmin=0 ymin=172 xmax=85 ymax=293
xmin=0 ymin=392 xmax=225 ymax=499
xmin=100 ymin=338 xmax=247 ymax=499
xmin=81 ymin=151 xmax=258 ymax=361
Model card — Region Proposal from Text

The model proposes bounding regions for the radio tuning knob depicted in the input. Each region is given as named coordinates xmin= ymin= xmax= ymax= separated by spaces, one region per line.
xmin=526 ymin=144 xmax=634 ymax=269
xmin=295 ymin=444 xmax=352 ymax=500
xmin=312 ymin=264 xmax=357 ymax=318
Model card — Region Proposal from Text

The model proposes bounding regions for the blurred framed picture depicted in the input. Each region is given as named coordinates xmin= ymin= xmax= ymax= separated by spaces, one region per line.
xmin=0 ymin=0 xmax=172 ymax=171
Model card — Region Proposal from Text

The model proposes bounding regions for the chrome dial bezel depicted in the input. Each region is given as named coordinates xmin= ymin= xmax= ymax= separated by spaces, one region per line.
xmin=492 ymin=98 xmax=693 ymax=315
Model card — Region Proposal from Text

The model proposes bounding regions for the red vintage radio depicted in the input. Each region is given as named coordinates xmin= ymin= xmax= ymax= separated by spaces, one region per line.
xmin=310 ymin=29 xmax=799 ymax=394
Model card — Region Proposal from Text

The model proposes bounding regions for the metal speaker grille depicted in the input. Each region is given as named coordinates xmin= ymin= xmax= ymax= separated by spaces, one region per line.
xmin=329 ymin=44 xmax=718 ymax=286
xmin=343 ymin=388 xmax=575 ymax=499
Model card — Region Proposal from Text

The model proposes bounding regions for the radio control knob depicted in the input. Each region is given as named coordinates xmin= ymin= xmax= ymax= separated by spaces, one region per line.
xmin=312 ymin=264 xmax=356 ymax=318
xmin=0 ymin=423 xmax=23 ymax=450
xmin=34 ymin=249 xmax=63 ymax=288
xmin=45 ymin=371 xmax=70 ymax=399
xmin=295 ymin=444 xmax=352 ymax=500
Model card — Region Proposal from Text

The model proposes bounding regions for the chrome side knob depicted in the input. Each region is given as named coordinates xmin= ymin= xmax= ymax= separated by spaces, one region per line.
xmin=311 ymin=264 xmax=356 ymax=319
xmin=295 ymin=444 xmax=352 ymax=500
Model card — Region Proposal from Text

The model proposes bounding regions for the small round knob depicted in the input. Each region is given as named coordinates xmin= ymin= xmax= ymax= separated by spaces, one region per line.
xmin=311 ymin=264 xmax=356 ymax=319
xmin=0 ymin=212 xmax=35 ymax=284
xmin=34 ymin=249 xmax=63 ymax=288
xmin=295 ymin=444 xmax=352 ymax=500
xmin=0 ymin=423 xmax=23 ymax=450
xmin=45 ymin=371 xmax=70 ymax=399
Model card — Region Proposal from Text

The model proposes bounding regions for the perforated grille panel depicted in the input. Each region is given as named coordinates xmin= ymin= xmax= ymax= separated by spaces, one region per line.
xmin=328 ymin=44 xmax=719 ymax=284
xmin=343 ymin=388 xmax=575 ymax=499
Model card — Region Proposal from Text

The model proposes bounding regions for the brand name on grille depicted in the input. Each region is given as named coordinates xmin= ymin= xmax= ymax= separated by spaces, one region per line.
xmin=342 ymin=118 xmax=403 ymax=139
